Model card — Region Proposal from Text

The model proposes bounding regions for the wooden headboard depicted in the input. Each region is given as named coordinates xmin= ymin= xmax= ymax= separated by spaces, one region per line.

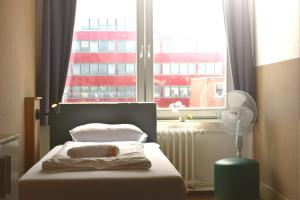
xmin=49 ymin=103 xmax=157 ymax=149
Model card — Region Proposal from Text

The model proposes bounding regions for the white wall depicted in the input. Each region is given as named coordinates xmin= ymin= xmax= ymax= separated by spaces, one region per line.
xmin=254 ymin=0 xmax=300 ymax=65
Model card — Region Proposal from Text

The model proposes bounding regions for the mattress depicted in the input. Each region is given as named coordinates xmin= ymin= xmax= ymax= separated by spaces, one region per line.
xmin=19 ymin=143 xmax=186 ymax=200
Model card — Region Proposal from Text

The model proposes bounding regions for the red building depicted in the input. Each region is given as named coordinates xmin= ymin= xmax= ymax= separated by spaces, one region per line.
xmin=64 ymin=19 xmax=225 ymax=108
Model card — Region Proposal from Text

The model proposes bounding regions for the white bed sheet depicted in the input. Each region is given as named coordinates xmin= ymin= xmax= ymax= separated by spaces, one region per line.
xmin=19 ymin=143 xmax=186 ymax=200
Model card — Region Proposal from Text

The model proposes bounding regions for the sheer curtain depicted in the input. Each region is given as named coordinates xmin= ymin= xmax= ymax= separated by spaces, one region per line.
xmin=36 ymin=0 xmax=77 ymax=125
xmin=223 ymin=0 xmax=256 ymax=99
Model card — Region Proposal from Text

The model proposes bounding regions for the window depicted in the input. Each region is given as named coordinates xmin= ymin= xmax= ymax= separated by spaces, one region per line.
xmin=99 ymin=86 xmax=107 ymax=98
xmin=118 ymin=40 xmax=126 ymax=52
xmin=164 ymin=86 xmax=170 ymax=97
xmin=215 ymin=83 xmax=224 ymax=98
xmin=65 ymin=0 xmax=228 ymax=118
xmin=72 ymin=86 xmax=81 ymax=98
xmin=72 ymin=41 xmax=81 ymax=52
xmin=206 ymin=63 xmax=215 ymax=75
xmin=72 ymin=64 xmax=81 ymax=75
xmin=90 ymin=64 xmax=99 ymax=75
xmin=180 ymin=63 xmax=188 ymax=74
xmin=215 ymin=62 xmax=223 ymax=75
xmin=117 ymin=64 xmax=126 ymax=75
xmin=108 ymin=86 xmax=117 ymax=97
xmin=188 ymin=63 xmax=196 ymax=74
xmin=118 ymin=86 xmax=126 ymax=98
xmin=154 ymin=64 xmax=161 ymax=75
xmin=170 ymin=63 xmax=180 ymax=75
xmin=90 ymin=41 xmax=99 ymax=52
xmin=126 ymin=64 xmax=135 ymax=74
xmin=108 ymin=41 xmax=116 ymax=52
xmin=80 ymin=64 xmax=89 ymax=75
xmin=125 ymin=41 xmax=135 ymax=52
xmin=180 ymin=87 xmax=188 ymax=97
xmin=108 ymin=64 xmax=116 ymax=75
xmin=99 ymin=64 xmax=108 ymax=75
xmin=99 ymin=41 xmax=108 ymax=52
xmin=162 ymin=63 xmax=171 ymax=75
xmin=154 ymin=85 xmax=161 ymax=97
xmin=81 ymin=86 xmax=89 ymax=98
xmin=198 ymin=63 xmax=206 ymax=75
xmin=99 ymin=18 xmax=108 ymax=30
xmin=90 ymin=86 xmax=99 ymax=98
xmin=107 ymin=18 xmax=115 ymax=30
xmin=170 ymin=86 xmax=179 ymax=97
xmin=89 ymin=18 xmax=99 ymax=29
xmin=80 ymin=41 xmax=89 ymax=52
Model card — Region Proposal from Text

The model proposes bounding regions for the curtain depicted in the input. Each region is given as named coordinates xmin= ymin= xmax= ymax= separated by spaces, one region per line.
xmin=223 ymin=0 xmax=256 ymax=99
xmin=37 ymin=0 xmax=77 ymax=125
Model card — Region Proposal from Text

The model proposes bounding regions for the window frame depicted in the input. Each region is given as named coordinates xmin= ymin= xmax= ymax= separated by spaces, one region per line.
xmin=65 ymin=0 xmax=230 ymax=119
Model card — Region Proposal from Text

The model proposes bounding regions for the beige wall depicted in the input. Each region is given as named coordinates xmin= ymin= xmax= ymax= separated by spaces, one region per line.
xmin=0 ymin=0 xmax=36 ymax=172
xmin=254 ymin=0 xmax=300 ymax=199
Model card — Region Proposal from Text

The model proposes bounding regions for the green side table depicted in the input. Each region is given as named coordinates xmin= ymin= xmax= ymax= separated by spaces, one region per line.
xmin=214 ymin=158 xmax=259 ymax=200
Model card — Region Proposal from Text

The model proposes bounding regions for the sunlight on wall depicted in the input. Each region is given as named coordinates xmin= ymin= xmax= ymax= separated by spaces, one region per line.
xmin=255 ymin=0 xmax=300 ymax=65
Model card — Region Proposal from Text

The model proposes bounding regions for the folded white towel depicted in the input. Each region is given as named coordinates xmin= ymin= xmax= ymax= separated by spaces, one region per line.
xmin=67 ymin=144 xmax=120 ymax=158
xmin=42 ymin=141 xmax=152 ymax=172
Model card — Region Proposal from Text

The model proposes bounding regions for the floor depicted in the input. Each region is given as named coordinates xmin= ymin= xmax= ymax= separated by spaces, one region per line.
xmin=186 ymin=191 xmax=214 ymax=200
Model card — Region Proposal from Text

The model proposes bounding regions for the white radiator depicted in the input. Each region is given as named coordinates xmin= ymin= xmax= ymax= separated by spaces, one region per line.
xmin=157 ymin=127 xmax=202 ymax=189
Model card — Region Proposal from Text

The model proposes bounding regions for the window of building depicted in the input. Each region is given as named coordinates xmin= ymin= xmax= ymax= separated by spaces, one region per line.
xmin=154 ymin=64 xmax=161 ymax=75
xmin=80 ymin=64 xmax=90 ymax=75
xmin=72 ymin=64 xmax=81 ymax=75
xmin=125 ymin=41 xmax=135 ymax=52
xmin=117 ymin=64 xmax=126 ymax=75
xmin=99 ymin=64 xmax=108 ymax=75
xmin=99 ymin=18 xmax=108 ymax=30
xmin=107 ymin=18 xmax=115 ymax=30
xmin=108 ymin=41 xmax=116 ymax=52
xmin=99 ymin=41 xmax=108 ymax=52
xmin=90 ymin=64 xmax=99 ymax=75
xmin=180 ymin=87 xmax=189 ymax=97
xmin=164 ymin=86 xmax=170 ymax=97
xmin=90 ymin=86 xmax=99 ymax=98
xmin=90 ymin=41 xmax=99 ymax=52
xmin=188 ymin=63 xmax=196 ymax=74
xmin=108 ymin=86 xmax=117 ymax=97
xmin=126 ymin=86 xmax=135 ymax=98
xmin=170 ymin=86 xmax=179 ymax=97
xmin=72 ymin=41 xmax=81 ymax=52
xmin=162 ymin=63 xmax=171 ymax=75
xmin=72 ymin=86 xmax=81 ymax=98
xmin=154 ymin=85 xmax=161 ymax=97
xmin=198 ymin=63 xmax=206 ymax=75
xmin=126 ymin=64 xmax=135 ymax=74
xmin=118 ymin=86 xmax=126 ymax=97
xmin=170 ymin=63 xmax=180 ymax=75
xmin=118 ymin=40 xmax=126 ymax=52
xmin=215 ymin=83 xmax=224 ymax=98
xmin=214 ymin=62 xmax=223 ymax=75
xmin=80 ymin=18 xmax=90 ymax=30
xmin=180 ymin=63 xmax=188 ymax=74
xmin=81 ymin=86 xmax=89 ymax=98
xmin=89 ymin=18 xmax=99 ymax=29
xmin=65 ymin=0 xmax=228 ymax=118
xmin=108 ymin=64 xmax=116 ymax=75
xmin=99 ymin=86 xmax=107 ymax=98
xmin=80 ymin=41 xmax=89 ymax=52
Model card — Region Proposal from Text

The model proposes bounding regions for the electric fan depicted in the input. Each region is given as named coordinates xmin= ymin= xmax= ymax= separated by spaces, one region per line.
xmin=219 ymin=90 xmax=257 ymax=158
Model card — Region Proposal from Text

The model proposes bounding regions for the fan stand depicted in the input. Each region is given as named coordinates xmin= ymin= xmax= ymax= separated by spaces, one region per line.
xmin=235 ymin=120 xmax=243 ymax=158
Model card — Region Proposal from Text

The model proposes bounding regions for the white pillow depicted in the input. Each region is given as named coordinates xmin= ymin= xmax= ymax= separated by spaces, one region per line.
xmin=69 ymin=123 xmax=148 ymax=143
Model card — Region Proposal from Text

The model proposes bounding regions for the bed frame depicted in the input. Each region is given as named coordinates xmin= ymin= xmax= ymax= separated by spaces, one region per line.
xmin=49 ymin=103 xmax=157 ymax=149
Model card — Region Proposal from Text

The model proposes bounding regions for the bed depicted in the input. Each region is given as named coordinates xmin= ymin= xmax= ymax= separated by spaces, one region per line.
xmin=19 ymin=103 xmax=186 ymax=200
